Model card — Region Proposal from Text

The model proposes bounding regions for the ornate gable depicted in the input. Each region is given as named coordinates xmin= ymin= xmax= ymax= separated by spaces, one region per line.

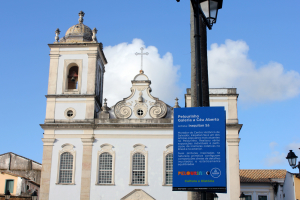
xmin=121 ymin=189 xmax=156 ymax=200
xmin=102 ymin=71 xmax=174 ymax=120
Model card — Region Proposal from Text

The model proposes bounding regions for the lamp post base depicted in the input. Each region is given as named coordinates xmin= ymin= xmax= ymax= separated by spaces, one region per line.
xmin=191 ymin=192 xmax=214 ymax=200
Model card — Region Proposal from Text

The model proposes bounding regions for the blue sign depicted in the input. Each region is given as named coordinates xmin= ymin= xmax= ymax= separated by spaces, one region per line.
xmin=173 ymin=107 xmax=227 ymax=192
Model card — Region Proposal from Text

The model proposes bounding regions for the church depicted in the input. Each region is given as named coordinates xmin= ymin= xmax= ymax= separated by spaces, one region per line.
xmin=39 ymin=11 xmax=242 ymax=200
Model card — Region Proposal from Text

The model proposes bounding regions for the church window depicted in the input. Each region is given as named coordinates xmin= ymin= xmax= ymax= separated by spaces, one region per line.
xmin=57 ymin=143 xmax=76 ymax=185
xmin=67 ymin=66 xmax=79 ymax=90
xmin=67 ymin=110 xmax=73 ymax=117
xmin=59 ymin=152 xmax=73 ymax=183
xmin=64 ymin=108 xmax=76 ymax=119
xmin=130 ymin=144 xmax=148 ymax=185
xmin=137 ymin=109 xmax=144 ymax=116
xmin=163 ymin=144 xmax=173 ymax=186
xmin=165 ymin=153 xmax=173 ymax=185
xmin=97 ymin=144 xmax=115 ymax=185
xmin=132 ymin=153 xmax=145 ymax=184
xmin=98 ymin=153 xmax=113 ymax=184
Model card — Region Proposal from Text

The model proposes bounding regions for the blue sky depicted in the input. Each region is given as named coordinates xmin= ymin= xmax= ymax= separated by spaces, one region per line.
xmin=0 ymin=0 xmax=300 ymax=173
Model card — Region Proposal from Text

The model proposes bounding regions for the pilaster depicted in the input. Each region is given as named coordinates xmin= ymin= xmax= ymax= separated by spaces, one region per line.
xmin=47 ymin=54 xmax=60 ymax=95
xmin=227 ymin=138 xmax=241 ymax=200
xmin=39 ymin=138 xmax=55 ymax=200
xmin=80 ymin=132 xmax=94 ymax=200
xmin=87 ymin=53 xmax=97 ymax=94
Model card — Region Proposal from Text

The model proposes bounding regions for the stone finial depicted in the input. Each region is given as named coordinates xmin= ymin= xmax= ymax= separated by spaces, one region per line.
xmin=173 ymin=97 xmax=181 ymax=108
xmin=78 ymin=11 xmax=85 ymax=23
xmin=92 ymin=28 xmax=98 ymax=42
xmin=55 ymin=28 xmax=60 ymax=42
xmin=101 ymin=98 xmax=109 ymax=113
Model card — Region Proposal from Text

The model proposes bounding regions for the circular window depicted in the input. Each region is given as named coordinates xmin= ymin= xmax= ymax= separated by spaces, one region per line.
xmin=64 ymin=108 xmax=76 ymax=119
xmin=137 ymin=109 xmax=144 ymax=116
xmin=67 ymin=110 xmax=73 ymax=117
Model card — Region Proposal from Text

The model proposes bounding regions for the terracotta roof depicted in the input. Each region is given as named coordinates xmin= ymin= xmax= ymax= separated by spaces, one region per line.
xmin=240 ymin=169 xmax=286 ymax=183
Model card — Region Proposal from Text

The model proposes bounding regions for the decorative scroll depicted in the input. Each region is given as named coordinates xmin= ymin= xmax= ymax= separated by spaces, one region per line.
xmin=114 ymin=101 xmax=132 ymax=119
xmin=149 ymin=100 xmax=167 ymax=119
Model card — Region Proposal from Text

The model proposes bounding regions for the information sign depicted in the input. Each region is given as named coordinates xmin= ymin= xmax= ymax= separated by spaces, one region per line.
xmin=173 ymin=107 xmax=226 ymax=192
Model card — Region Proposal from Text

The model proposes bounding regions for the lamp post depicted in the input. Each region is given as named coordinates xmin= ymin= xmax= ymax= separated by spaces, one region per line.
xmin=175 ymin=1 xmax=223 ymax=200
xmin=239 ymin=192 xmax=246 ymax=200
xmin=213 ymin=193 xmax=218 ymax=200
xmin=31 ymin=190 xmax=38 ymax=200
xmin=286 ymin=149 xmax=300 ymax=175
xmin=5 ymin=190 xmax=10 ymax=200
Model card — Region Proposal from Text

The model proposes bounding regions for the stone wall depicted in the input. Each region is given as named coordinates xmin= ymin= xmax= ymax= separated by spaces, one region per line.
xmin=0 ymin=153 xmax=41 ymax=184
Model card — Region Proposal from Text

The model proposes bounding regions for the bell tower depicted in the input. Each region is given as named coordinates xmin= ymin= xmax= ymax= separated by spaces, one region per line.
xmin=45 ymin=11 xmax=107 ymax=123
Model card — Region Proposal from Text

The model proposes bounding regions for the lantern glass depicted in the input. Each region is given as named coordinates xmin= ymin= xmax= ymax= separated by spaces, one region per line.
xmin=32 ymin=196 xmax=38 ymax=200
xmin=239 ymin=192 xmax=246 ymax=200
xmin=200 ymin=0 xmax=219 ymax=24
xmin=286 ymin=150 xmax=298 ymax=167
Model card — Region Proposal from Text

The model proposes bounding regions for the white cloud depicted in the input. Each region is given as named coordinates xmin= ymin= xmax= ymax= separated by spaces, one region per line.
xmin=269 ymin=141 xmax=278 ymax=149
xmin=103 ymin=39 xmax=182 ymax=106
xmin=264 ymin=142 xmax=300 ymax=167
xmin=285 ymin=142 xmax=300 ymax=152
xmin=208 ymin=39 xmax=300 ymax=103
xmin=264 ymin=151 xmax=286 ymax=167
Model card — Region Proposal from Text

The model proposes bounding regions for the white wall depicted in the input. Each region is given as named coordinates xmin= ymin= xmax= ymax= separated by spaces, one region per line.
xmin=283 ymin=172 xmax=295 ymax=200
xmin=49 ymin=138 xmax=83 ymax=200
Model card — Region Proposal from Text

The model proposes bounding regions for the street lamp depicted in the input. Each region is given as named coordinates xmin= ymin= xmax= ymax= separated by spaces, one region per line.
xmin=213 ymin=193 xmax=218 ymax=200
xmin=239 ymin=192 xmax=246 ymax=200
xmin=286 ymin=150 xmax=298 ymax=167
xmin=199 ymin=0 xmax=223 ymax=26
xmin=5 ymin=190 xmax=10 ymax=200
xmin=31 ymin=191 xmax=38 ymax=200
xmin=286 ymin=149 xmax=300 ymax=176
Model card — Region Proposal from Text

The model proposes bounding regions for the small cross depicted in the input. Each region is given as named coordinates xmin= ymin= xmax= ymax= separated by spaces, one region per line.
xmin=135 ymin=47 xmax=149 ymax=73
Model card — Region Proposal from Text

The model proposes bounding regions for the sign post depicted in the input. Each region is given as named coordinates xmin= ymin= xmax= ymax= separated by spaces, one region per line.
xmin=173 ymin=107 xmax=226 ymax=193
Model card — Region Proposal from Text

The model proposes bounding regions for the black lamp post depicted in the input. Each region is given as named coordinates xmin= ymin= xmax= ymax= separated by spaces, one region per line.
xmin=286 ymin=149 xmax=300 ymax=175
xmin=239 ymin=192 xmax=246 ymax=200
xmin=175 ymin=1 xmax=223 ymax=200
xmin=176 ymin=0 xmax=223 ymax=108
xmin=213 ymin=193 xmax=218 ymax=200
xmin=5 ymin=190 xmax=11 ymax=200
xmin=31 ymin=191 xmax=38 ymax=200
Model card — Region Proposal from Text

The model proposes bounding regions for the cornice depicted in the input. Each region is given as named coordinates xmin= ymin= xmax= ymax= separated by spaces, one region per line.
xmin=45 ymin=94 xmax=96 ymax=98
xmin=41 ymin=138 xmax=56 ymax=146
xmin=226 ymin=123 xmax=243 ymax=133
xmin=81 ymin=137 xmax=95 ymax=146
xmin=40 ymin=122 xmax=241 ymax=131
xmin=40 ymin=123 xmax=173 ymax=130
xmin=48 ymin=43 xmax=102 ymax=48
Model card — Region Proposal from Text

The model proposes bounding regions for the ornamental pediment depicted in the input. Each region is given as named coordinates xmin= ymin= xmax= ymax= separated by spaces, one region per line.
xmin=100 ymin=72 xmax=176 ymax=120
xmin=121 ymin=189 xmax=155 ymax=200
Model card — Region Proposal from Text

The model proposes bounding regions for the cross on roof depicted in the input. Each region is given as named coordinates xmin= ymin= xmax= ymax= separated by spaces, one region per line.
xmin=135 ymin=47 xmax=149 ymax=73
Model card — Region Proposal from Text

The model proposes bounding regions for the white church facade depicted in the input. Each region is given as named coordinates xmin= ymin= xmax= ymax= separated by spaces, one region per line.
xmin=39 ymin=11 xmax=242 ymax=200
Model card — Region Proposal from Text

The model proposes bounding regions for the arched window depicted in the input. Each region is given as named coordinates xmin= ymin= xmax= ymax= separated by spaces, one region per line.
xmin=165 ymin=153 xmax=173 ymax=185
xmin=132 ymin=153 xmax=145 ymax=184
xmin=98 ymin=152 xmax=113 ymax=184
xmin=59 ymin=152 xmax=73 ymax=183
xmin=67 ymin=66 xmax=78 ymax=90
xmin=163 ymin=144 xmax=173 ymax=186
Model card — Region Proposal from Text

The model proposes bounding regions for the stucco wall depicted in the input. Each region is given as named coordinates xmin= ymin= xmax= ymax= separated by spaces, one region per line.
xmin=0 ymin=173 xmax=19 ymax=195
xmin=48 ymin=138 xmax=83 ymax=200
xmin=283 ymin=172 xmax=295 ymax=200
